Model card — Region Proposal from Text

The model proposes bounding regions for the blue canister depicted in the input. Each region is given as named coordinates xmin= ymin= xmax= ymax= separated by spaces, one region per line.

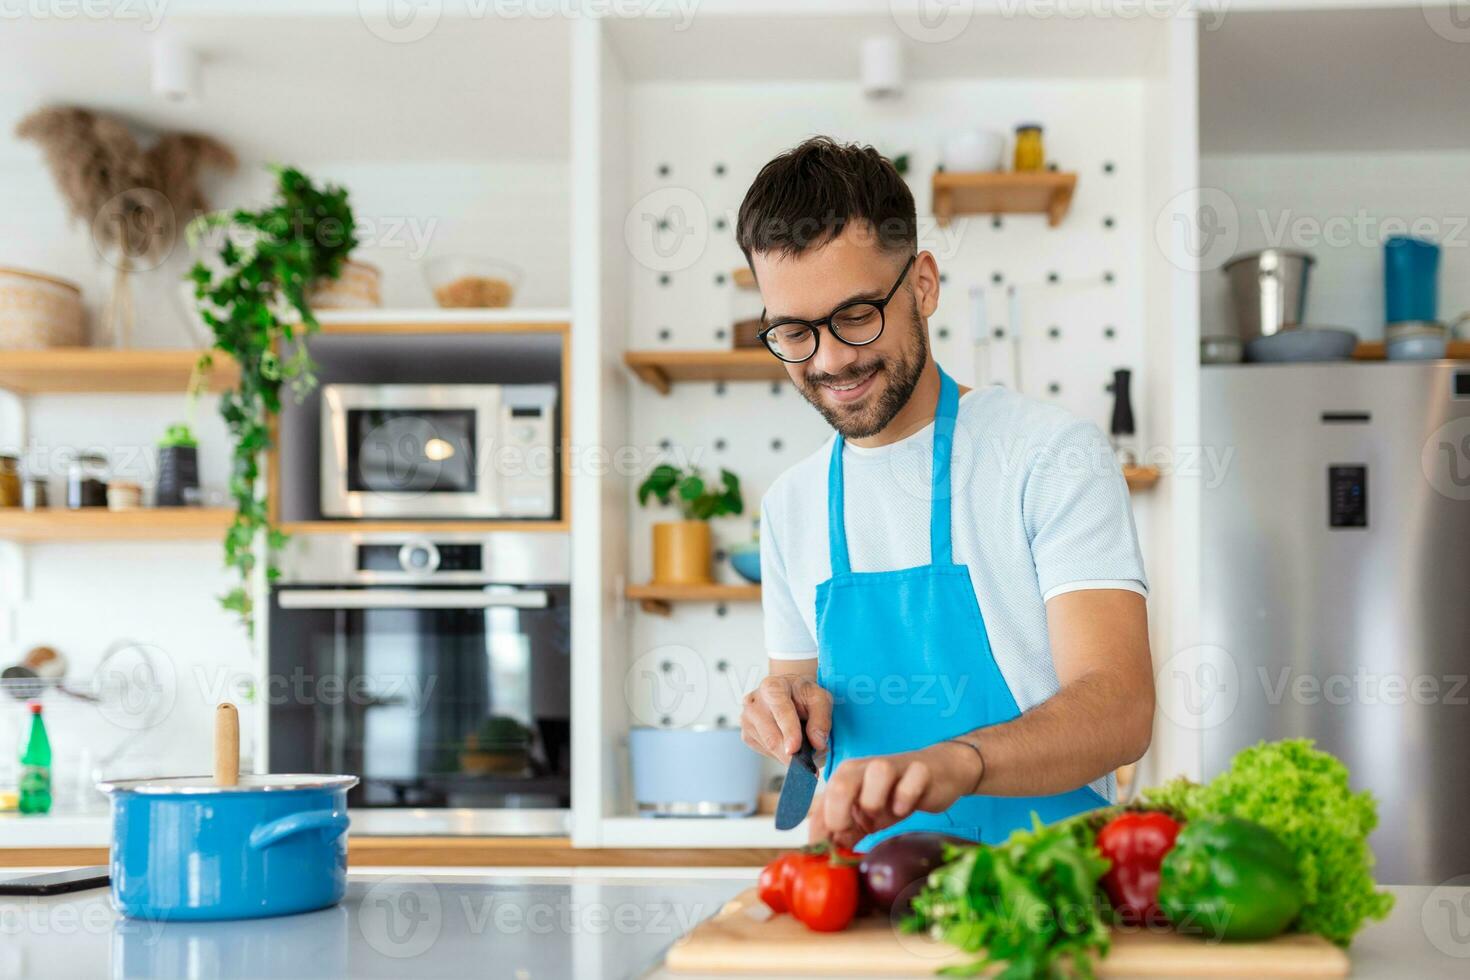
xmin=97 ymin=774 xmax=357 ymax=921
xmin=1384 ymin=236 xmax=1440 ymax=324
xmin=630 ymin=727 xmax=762 ymax=817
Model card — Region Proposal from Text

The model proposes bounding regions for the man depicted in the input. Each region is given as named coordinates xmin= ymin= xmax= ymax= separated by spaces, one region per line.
xmin=736 ymin=138 xmax=1154 ymax=851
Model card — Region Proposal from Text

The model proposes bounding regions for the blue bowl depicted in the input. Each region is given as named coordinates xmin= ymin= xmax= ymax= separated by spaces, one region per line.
xmin=99 ymin=774 xmax=357 ymax=921
xmin=729 ymin=547 xmax=761 ymax=583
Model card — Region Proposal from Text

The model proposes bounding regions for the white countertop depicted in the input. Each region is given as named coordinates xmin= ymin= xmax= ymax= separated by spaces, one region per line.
xmin=1 ymin=870 xmax=1467 ymax=979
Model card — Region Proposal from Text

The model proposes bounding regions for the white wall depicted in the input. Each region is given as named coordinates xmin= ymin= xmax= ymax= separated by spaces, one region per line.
xmin=614 ymin=77 xmax=1160 ymax=812
xmin=0 ymin=152 xmax=570 ymax=798
xmin=0 ymin=157 xmax=572 ymax=345
xmin=1200 ymin=151 xmax=1470 ymax=342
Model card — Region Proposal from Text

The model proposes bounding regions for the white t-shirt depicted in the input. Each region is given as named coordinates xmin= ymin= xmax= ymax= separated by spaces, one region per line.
xmin=760 ymin=384 xmax=1148 ymax=723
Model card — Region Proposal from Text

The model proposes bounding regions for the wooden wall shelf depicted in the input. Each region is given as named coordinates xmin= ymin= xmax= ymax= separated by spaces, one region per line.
xmin=1 ymin=837 xmax=785 ymax=869
xmin=313 ymin=309 xmax=571 ymax=334
xmin=624 ymin=350 xmax=785 ymax=394
xmin=279 ymin=520 xmax=570 ymax=536
xmin=0 ymin=508 xmax=234 ymax=542
xmin=626 ymin=582 xmax=761 ymax=615
xmin=931 ymin=171 xmax=1077 ymax=228
xmin=1124 ymin=465 xmax=1161 ymax=491
xmin=1353 ymin=340 xmax=1470 ymax=360
xmin=0 ymin=349 xmax=236 ymax=395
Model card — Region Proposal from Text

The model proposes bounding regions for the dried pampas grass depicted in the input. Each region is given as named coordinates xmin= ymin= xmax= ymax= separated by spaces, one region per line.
xmin=16 ymin=105 xmax=236 ymax=261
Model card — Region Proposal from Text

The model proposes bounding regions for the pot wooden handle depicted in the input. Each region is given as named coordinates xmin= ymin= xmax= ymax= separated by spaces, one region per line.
xmin=215 ymin=702 xmax=239 ymax=787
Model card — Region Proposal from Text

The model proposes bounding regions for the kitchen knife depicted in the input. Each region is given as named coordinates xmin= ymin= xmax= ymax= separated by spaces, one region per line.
xmin=774 ymin=733 xmax=819 ymax=830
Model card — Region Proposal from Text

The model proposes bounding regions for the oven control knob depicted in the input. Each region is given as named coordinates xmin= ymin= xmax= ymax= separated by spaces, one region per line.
xmin=397 ymin=540 xmax=440 ymax=574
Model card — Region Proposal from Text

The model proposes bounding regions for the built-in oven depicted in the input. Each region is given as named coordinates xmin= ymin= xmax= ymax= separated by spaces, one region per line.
xmin=319 ymin=383 xmax=557 ymax=519
xmin=267 ymin=532 xmax=570 ymax=835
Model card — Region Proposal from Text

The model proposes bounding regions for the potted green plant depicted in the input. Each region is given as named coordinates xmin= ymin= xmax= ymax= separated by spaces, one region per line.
xmin=155 ymin=423 xmax=199 ymax=507
xmin=636 ymin=464 xmax=744 ymax=585
xmin=156 ymin=360 xmax=206 ymax=508
xmin=187 ymin=165 xmax=357 ymax=632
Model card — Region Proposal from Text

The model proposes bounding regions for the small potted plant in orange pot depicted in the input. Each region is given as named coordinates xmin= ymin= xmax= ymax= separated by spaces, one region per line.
xmin=637 ymin=464 xmax=743 ymax=585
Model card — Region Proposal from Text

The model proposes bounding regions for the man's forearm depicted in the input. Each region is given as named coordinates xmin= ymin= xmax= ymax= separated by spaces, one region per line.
xmin=947 ymin=668 xmax=1153 ymax=797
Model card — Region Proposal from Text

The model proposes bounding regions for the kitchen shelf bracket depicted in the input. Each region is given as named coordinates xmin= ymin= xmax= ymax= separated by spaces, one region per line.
xmin=629 ymin=362 xmax=673 ymax=396
xmin=638 ymin=597 xmax=673 ymax=616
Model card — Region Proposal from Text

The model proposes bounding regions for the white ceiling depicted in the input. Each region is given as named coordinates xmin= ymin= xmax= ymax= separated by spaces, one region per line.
xmin=606 ymin=13 xmax=1170 ymax=82
xmin=0 ymin=14 xmax=572 ymax=164
xmin=1200 ymin=7 xmax=1470 ymax=154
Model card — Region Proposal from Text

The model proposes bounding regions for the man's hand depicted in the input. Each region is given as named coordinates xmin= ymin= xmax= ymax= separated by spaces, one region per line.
xmin=740 ymin=666 xmax=832 ymax=765
xmin=807 ymin=742 xmax=983 ymax=849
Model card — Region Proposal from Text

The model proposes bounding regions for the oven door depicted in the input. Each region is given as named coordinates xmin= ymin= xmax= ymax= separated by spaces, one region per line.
xmin=320 ymin=384 xmax=499 ymax=518
xmin=268 ymin=583 xmax=570 ymax=834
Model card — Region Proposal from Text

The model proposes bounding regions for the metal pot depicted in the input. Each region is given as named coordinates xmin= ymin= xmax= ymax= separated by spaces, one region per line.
xmin=1222 ymin=249 xmax=1315 ymax=341
xmin=97 ymin=773 xmax=358 ymax=921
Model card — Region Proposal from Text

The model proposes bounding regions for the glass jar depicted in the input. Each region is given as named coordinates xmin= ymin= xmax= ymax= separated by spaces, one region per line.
xmin=1013 ymin=124 xmax=1045 ymax=173
xmin=0 ymin=455 xmax=19 ymax=508
xmin=22 ymin=477 xmax=49 ymax=511
xmin=67 ymin=451 xmax=109 ymax=509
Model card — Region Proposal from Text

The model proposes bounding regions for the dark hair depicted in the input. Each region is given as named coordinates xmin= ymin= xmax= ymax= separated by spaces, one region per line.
xmin=736 ymin=137 xmax=916 ymax=263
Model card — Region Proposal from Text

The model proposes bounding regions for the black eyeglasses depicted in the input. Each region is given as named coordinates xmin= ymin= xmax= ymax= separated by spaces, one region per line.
xmin=757 ymin=255 xmax=916 ymax=364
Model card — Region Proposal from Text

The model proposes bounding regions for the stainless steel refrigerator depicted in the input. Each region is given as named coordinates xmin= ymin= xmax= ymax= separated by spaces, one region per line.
xmin=1201 ymin=361 xmax=1470 ymax=884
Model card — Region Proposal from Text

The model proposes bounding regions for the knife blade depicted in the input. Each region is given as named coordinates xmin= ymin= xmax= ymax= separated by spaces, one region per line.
xmin=774 ymin=733 xmax=819 ymax=830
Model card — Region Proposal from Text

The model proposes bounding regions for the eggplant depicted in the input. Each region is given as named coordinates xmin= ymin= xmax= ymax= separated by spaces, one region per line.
xmin=859 ymin=832 xmax=971 ymax=916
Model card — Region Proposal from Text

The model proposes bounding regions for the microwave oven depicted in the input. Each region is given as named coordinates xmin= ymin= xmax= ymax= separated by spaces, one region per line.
xmin=320 ymin=383 xmax=557 ymax=519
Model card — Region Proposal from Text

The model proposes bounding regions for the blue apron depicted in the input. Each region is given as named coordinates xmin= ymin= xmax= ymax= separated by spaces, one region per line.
xmin=815 ymin=369 xmax=1107 ymax=850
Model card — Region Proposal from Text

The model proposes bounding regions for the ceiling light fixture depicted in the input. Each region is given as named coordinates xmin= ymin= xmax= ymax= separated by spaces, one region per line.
xmin=860 ymin=36 xmax=905 ymax=100
xmin=152 ymin=37 xmax=202 ymax=104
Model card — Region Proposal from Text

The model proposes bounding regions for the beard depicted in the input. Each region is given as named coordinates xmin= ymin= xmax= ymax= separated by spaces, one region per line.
xmin=797 ymin=302 xmax=929 ymax=440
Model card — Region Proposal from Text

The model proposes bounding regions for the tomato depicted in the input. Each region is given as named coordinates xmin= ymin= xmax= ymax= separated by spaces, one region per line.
xmin=758 ymin=855 xmax=792 ymax=913
xmin=789 ymin=856 xmax=860 ymax=932
xmin=778 ymin=851 xmax=822 ymax=907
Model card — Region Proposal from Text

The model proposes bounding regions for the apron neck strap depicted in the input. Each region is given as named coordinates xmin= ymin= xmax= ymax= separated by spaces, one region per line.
xmin=827 ymin=368 xmax=961 ymax=574
xmin=930 ymin=369 xmax=959 ymax=567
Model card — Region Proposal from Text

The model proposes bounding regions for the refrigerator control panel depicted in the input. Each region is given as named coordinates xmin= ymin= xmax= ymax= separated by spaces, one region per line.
xmin=1328 ymin=465 xmax=1368 ymax=528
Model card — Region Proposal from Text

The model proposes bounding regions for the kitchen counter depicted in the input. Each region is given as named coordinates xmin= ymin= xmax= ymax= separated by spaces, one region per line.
xmin=1 ymin=870 xmax=1466 ymax=979
xmin=0 ymin=808 xmax=575 ymax=848
xmin=0 ymin=811 xmax=793 ymax=868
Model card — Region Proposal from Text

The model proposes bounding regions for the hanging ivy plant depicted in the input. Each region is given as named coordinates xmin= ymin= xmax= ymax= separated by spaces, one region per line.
xmin=187 ymin=166 xmax=357 ymax=632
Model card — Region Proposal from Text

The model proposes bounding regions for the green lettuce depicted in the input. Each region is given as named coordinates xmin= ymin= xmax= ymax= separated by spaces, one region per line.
xmin=1147 ymin=739 xmax=1393 ymax=945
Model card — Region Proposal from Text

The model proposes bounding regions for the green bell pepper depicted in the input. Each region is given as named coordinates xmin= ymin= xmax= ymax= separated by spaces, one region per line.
xmin=1158 ymin=816 xmax=1304 ymax=942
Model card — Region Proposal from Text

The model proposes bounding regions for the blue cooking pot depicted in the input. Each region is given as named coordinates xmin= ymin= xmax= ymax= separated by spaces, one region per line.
xmin=97 ymin=774 xmax=358 ymax=921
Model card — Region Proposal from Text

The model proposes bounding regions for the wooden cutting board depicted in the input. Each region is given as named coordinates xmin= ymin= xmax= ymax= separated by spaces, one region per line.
xmin=665 ymin=888 xmax=1350 ymax=977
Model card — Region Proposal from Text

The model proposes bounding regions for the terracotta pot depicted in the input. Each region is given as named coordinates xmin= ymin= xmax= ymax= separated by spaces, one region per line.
xmin=652 ymin=521 xmax=713 ymax=585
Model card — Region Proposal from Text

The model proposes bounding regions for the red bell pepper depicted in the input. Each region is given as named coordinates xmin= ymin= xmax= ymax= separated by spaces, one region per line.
xmin=1096 ymin=811 xmax=1182 ymax=926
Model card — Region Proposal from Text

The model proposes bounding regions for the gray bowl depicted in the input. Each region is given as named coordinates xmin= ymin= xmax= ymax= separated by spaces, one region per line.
xmin=1245 ymin=327 xmax=1358 ymax=363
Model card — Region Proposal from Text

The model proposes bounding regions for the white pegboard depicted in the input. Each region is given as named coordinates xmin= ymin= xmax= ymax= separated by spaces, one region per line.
xmin=620 ymin=78 xmax=1152 ymax=742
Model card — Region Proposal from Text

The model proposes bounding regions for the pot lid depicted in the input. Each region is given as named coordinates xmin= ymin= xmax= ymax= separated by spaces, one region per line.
xmin=96 ymin=773 xmax=358 ymax=795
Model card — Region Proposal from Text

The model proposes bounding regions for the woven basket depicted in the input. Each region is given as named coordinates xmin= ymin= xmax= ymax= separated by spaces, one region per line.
xmin=307 ymin=260 xmax=382 ymax=310
xmin=0 ymin=266 xmax=85 ymax=349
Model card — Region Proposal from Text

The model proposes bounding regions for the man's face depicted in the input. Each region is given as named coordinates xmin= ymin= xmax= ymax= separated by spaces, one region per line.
xmin=752 ymin=226 xmax=938 ymax=439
